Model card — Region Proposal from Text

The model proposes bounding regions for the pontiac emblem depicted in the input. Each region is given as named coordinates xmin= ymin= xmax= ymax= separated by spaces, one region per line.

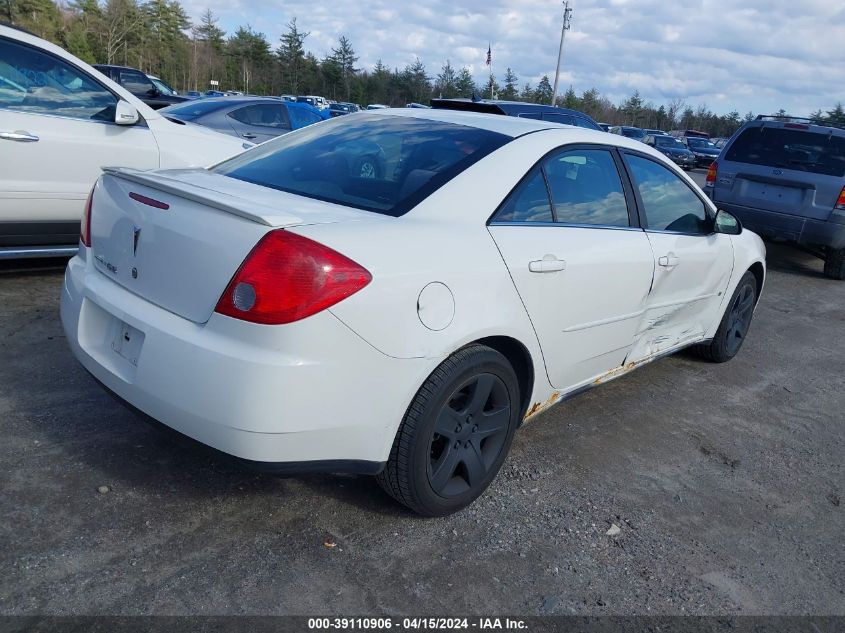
xmin=132 ymin=225 xmax=141 ymax=256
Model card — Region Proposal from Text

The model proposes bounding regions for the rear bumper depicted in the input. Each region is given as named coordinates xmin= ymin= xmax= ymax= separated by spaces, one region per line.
xmin=60 ymin=253 xmax=430 ymax=467
xmin=715 ymin=203 xmax=845 ymax=250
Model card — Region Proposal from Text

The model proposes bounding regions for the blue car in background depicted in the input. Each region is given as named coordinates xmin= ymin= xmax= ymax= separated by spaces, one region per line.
xmin=160 ymin=97 xmax=327 ymax=143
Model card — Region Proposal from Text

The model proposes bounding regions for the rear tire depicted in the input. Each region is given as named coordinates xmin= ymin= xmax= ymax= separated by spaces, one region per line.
xmin=693 ymin=271 xmax=757 ymax=363
xmin=824 ymin=247 xmax=845 ymax=280
xmin=377 ymin=344 xmax=520 ymax=516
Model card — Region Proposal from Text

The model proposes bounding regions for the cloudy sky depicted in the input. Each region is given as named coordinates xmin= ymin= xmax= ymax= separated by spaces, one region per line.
xmin=183 ymin=0 xmax=845 ymax=115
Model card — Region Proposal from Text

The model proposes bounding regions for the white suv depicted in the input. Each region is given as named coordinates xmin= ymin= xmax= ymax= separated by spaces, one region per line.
xmin=0 ymin=24 xmax=250 ymax=258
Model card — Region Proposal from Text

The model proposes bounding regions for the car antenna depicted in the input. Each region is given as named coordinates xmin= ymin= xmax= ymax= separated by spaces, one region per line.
xmin=471 ymin=90 xmax=483 ymax=103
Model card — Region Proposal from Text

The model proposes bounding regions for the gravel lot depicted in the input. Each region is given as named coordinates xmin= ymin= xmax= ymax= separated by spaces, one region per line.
xmin=1 ymin=215 xmax=843 ymax=615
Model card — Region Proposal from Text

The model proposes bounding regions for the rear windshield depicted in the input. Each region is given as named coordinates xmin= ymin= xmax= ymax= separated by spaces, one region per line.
xmin=687 ymin=137 xmax=716 ymax=149
xmin=160 ymin=99 xmax=225 ymax=119
xmin=655 ymin=136 xmax=685 ymax=148
xmin=725 ymin=126 xmax=845 ymax=177
xmin=213 ymin=113 xmax=510 ymax=216
xmin=622 ymin=128 xmax=645 ymax=139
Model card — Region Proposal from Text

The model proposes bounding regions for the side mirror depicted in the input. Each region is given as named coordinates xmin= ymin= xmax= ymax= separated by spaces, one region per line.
xmin=114 ymin=100 xmax=139 ymax=126
xmin=714 ymin=209 xmax=742 ymax=235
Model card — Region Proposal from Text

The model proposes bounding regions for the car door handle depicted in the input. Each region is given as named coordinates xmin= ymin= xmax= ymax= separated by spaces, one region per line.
xmin=658 ymin=255 xmax=680 ymax=268
xmin=0 ymin=130 xmax=39 ymax=142
xmin=241 ymin=133 xmax=257 ymax=139
xmin=529 ymin=258 xmax=566 ymax=273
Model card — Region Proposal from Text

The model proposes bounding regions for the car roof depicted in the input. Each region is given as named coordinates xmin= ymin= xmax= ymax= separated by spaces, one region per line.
xmin=366 ymin=108 xmax=646 ymax=147
xmin=743 ymin=117 xmax=845 ymax=137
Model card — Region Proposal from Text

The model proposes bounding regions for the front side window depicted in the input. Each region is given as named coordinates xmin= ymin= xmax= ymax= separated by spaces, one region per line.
xmin=228 ymin=104 xmax=291 ymax=129
xmin=573 ymin=117 xmax=599 ymax=130
xmin=544 ymin=149 xmax=630 ymax=226
xmin=215 ymin=113 xmax=510 ymax=217
xmin=625 ymin=154 xmax=710 ymax=233
xmin=0 ymin=38 xmax=117 ymax=120
xmin=119 ymin=70 xmax=155 ymax=96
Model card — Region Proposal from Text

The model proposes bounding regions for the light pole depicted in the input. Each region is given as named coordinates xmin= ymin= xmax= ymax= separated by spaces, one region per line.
xmin=551 ymin=1 xmax=572 ymax=106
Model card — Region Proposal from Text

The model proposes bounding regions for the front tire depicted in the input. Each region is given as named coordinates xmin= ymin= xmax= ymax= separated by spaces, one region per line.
xmin=693 ymin=271 xmax=758 ymax=363
xmin=377 ymin=345 xmax=521 ymax=516
xmin=824 ymin=247 xmax=845 ymax=280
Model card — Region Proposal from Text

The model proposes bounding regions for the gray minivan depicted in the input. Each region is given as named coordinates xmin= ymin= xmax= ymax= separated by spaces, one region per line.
xmin=706 ymin=115 xmax=845 ymax=279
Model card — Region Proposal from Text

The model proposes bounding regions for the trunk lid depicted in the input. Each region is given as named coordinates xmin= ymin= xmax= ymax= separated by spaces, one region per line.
xmin=90 ymin=168 xmax=370 ymax=323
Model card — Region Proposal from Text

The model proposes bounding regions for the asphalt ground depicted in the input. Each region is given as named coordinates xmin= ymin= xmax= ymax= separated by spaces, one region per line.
xmin=1 ymin=175 xmax=842 ymax=615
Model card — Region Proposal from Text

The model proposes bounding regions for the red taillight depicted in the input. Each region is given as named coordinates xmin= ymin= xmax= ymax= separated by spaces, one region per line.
xmin=705 ymin=161 xmax=718 ymax=186
xmin=80 ymin=186 xmax=94 ymax=247
xmin=836 ymin=185 xmax=845 ymax=211
xmin=214 ymin=230 xmax=372 ymax=325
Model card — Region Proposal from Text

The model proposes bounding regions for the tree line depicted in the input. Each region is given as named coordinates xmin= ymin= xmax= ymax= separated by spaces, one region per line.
xmin=4 ymin=0 xmax=844 ymax=137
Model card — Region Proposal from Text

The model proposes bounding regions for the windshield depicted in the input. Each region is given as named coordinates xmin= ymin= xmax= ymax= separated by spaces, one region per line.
xmin=151 ymin=78 xmax=176 ymax=96
xmin=214 ymin=114 xmax=510 ymax=217
xmin=725 ymin=127 xmax=845 ymax=177
xmin=688 ymin=138 xmax=716 ymax=149
xmin=622 ymin=128 xmax=646 ymax=139
xmin=655 ymin=136 xmax=686 ymax=149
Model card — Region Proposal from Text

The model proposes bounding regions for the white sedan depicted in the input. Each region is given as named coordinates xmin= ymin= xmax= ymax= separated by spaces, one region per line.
xmin=60 ymin=109 xmax=766 ymax=516
xmin=0 ymin=24 xmax=248 ymax=258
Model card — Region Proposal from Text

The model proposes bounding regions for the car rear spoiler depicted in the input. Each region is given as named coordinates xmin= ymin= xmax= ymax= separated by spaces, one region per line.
xmin=101 ymin=167 xmax=303 ymax=227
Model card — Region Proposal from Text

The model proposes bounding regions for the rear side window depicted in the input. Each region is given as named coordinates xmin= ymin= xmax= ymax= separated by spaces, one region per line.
xmin=289 ymin=106 xmax=321 ymax=128
xmin=493 ymin=148 xmax=630 ymax=227
xmin=542 ymin=112 xmax=575 ymax=126
xmin=160 ymin=99 xmax=224 ymax=119
xmin=495 ymin=168 xmax=553 ymax=222
xmin=625 ymin=154 xmax=710 ymax=233
xmin=725 ymin=126 xmax=845 ymax=177
xmin=228 ymin=104 xmax=291 ymax=129
xmin=214 ymin=114 xmax=510 ymax=217
xmin=544 ymin=149 xmax=630 ymax=226
xmin=0 ymin=38 xmax=117 ymax=121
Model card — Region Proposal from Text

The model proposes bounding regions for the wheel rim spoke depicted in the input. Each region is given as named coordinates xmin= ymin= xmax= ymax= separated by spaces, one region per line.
xmin=430 ymin=445 xmax=460 ymax=492
xmin=434 ymin=406 xmax=462 ymax=439
xmin=461 ymin=441 xmax=487 ymax=487
xmin=476 ymin=405 xmax=510 ymax=438
xmin=460 ymin=374 xmax=495 ymax=416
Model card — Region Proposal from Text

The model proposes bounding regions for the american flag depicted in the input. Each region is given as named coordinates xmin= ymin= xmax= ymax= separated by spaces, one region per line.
xmin=485 ymin=44 xmax=491 ymax=66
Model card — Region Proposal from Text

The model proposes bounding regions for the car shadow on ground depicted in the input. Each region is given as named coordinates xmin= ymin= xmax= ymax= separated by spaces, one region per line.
xmin=762 ymin=241 xmax=826 ymax=278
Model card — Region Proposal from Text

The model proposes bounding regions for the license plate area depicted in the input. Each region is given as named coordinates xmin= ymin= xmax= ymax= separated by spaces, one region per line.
xmin=78 ymin=298 xmax=144 ymax=383
xmin=111 ymin=321 xmax=144 ymax=366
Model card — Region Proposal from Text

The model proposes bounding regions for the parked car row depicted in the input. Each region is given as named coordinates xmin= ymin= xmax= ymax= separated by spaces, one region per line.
xmin=0 ymin=24 xmax=249 ymax=257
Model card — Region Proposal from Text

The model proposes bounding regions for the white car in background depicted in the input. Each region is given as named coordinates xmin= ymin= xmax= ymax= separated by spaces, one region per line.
xmin=0 ymin=24 xmax=249 ymax=258
xmin=60 ymin=109 xmax=766 ymax=516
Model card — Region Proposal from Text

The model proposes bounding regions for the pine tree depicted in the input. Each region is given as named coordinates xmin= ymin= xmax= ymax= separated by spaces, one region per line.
xmin=330 ymin=35 xmax=358 ymax=101
xmin=455 ymin=67 xmax=476 ymax=98
xmin=435 ymin=60 xmax=458 ymax=98
xmin=500 ymin=67 xmax=518 ymax=100
xmin=276 ymin=18 xmax=308 ymax=95
xmin=534 ymin=76 xmax=553 ymax=104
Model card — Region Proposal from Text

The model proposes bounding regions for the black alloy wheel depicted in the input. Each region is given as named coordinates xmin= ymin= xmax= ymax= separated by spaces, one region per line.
xmin=693 ymin=271 xmax=758 ymax=363
xmin=724 ymin=282 xmax=755 ymax=357
xmin=427 ymin=373 xmax=511 ymax=497
xmin=377 ymin=345 xmax=521 ymax=516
